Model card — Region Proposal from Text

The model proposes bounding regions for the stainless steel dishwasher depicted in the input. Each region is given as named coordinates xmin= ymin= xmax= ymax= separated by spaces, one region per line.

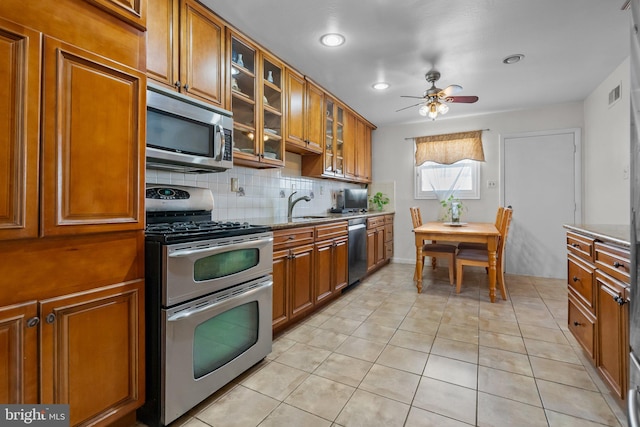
xmin=348 ymin=218 xmax=367 ymax=285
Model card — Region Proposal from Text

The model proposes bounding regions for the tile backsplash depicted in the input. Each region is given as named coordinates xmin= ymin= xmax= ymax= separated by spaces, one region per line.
xmin=145 ymin=153 xmax=365 ymax=221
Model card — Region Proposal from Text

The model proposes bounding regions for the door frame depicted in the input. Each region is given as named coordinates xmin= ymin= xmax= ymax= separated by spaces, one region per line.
xmin=499 ymin=127 xmax=583 ymax=223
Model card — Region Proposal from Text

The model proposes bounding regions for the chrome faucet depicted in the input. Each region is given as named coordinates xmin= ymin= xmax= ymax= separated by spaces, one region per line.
xmin=287 ymin=191 xmax=311 ymax=220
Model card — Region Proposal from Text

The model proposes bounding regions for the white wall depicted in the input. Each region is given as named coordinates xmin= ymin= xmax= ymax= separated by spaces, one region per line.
xmin=583 ymin=58 xmax=630 ymax=224
xmin=372 ymin=103 xmax=585 ymax=264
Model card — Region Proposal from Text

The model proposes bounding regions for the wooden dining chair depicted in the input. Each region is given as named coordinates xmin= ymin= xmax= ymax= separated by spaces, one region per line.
xmin=410 ymin=206 xmax=457 ymax=285
xmin=455 ymin=207 xmax=513 ymax=299
xmin=457 ymin=206 xmax=505 ymax=251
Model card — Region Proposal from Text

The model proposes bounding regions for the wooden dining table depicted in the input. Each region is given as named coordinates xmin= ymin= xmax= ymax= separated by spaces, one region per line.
xmin=414 ymin=221 xmax=501 ymax=302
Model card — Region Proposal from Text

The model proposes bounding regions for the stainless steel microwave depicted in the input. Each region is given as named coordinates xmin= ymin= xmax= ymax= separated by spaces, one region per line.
xmin=146 ymin=83 xmax=233 ymax=173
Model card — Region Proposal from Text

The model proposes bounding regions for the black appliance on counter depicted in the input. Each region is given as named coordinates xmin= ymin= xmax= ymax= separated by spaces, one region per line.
xmin=138 ymin=185 xmax=273 ymax=427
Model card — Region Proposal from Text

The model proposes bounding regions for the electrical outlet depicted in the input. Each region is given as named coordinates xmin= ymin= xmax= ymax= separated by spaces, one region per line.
xmin=487 ymin=180 xmax=497 ymax=188
xmin=231 ymin=178 xmax=239 ymax=192
xmin=320 ymin=186 xmax=324 ymax=195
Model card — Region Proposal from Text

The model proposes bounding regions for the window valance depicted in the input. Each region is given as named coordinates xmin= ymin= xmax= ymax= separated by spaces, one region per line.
xmin=414 ymin=130 xmax=485 ymax=166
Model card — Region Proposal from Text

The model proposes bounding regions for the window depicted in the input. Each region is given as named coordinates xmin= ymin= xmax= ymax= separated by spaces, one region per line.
xmin=414 ymin=159 xmax=480 ymax=200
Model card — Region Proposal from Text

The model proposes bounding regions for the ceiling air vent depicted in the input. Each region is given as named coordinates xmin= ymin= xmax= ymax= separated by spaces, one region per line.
xmin=609 ymin=84 xmax=621 ymax=106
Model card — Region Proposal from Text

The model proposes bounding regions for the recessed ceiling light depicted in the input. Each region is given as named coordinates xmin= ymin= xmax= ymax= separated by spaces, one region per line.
xmin=320 ymin=33 xmax=345 ymax=47
xmin=503 ymin=54 xmax=525 ymax=64
xmin=372 ymin=82 xmax=389 ymax=90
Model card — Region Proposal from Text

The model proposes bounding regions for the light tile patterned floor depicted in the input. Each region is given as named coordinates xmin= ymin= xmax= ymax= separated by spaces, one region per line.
xmin=167 ymin=263 xmax=629 ymax=427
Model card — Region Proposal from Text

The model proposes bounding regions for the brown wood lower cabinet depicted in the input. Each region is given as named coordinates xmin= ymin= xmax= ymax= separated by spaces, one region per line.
xmin=272 ymin=227 xmax=315 ymax=332
xmin=596 ymin=269 xmax=629 ymax=400
xmin=273 ymin=216 xmax=392 ymax=333
xmin=565 ymin=229 xmax=630 ymax=401
xmin=367 ymin=215 xmax=392 ymax=272
xmin=0 ymin=301 xmax=38 ymax=403
xmin=0 ymin=280 xmax=144 ymax=425
xmin=314 ymin=222 xmax=348 ymax=305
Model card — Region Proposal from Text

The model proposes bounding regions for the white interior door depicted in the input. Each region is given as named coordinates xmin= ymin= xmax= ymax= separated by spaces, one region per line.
xmin=502 ymin=129 xmax=581 ymax=279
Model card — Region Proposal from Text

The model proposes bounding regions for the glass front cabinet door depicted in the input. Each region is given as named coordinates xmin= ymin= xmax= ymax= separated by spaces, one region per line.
xmin=229 ymin=31 xmax=283 ymax=168
xmin=323 ymin=98 xmax=344 ymax=177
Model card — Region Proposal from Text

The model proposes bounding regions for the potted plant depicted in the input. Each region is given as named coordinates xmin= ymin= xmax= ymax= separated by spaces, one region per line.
xmin=440 ymin=194 xmax=465 ymax=222
xmin=369 ymin=192 xmax=389 ymax=211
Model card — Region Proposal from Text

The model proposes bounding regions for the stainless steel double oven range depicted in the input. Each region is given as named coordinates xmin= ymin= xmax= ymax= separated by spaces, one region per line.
xmin=139 ymin=185 xmax=273 ymax=426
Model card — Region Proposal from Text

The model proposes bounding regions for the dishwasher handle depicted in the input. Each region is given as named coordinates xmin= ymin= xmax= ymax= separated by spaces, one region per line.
xmin=348 ymin=223 xmax=366 ymax=232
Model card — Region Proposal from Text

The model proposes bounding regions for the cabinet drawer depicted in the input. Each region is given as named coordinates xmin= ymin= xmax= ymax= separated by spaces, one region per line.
xmin=594 ymin=242 xmax=630 ymax=285
xmin=567 ymin=254 xmax=595 ymax=311
xmin=274 ymin=227 xmax=315 ymax=250
xmin=568 ymin=294 xmax=596 ymax=361
xmin=384 ymin=214 xmax=394 ymax=225
xmin=566 ymin=232 xmax=594 ymax=262
xmin=367 ymin=216 xmax=385 ymax=229
xmin=315 ymin=221 xmax=348 ymax=240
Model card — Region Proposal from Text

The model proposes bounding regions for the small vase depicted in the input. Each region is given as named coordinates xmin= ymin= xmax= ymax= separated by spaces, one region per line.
xmin=451 ymin=202 xmax=460 ymax=223
xmin=236 ymin=53 xmax=244 ymax=67
xmin=267 ymin=70 xmax=274 ymax=83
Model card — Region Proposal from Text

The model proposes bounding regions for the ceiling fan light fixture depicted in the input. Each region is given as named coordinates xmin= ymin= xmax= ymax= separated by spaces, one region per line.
xmin=418 ymin=104 xmax=429 ymax=117
xmin=320 ymin=33 xmax=345 ymax=47
xmin=503 ymin=54 xmax=525 ymax=65
xmin=427 ymin=103 xmax=438 ymax=119
xmin=372 ymin=82 xmax=389 ymax=90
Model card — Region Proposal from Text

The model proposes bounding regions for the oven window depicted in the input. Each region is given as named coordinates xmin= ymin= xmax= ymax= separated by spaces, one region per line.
xmin=193 ymin=249 xmax=259 ymax=281
xmin=193 ymin=301 xmax=259 ymax=379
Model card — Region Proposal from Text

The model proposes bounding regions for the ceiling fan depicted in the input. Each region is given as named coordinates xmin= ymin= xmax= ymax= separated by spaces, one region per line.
xmin=397 ymin=70 xmax=479 ymax=120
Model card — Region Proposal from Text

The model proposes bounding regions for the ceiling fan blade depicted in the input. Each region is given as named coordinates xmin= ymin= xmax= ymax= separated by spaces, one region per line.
xmin=395 ymin=102 xmax=423 ymax=112
xmin=439 ymin=84 xmax=462 ymax=97
xmin=400 ymin=95 xmax=425 ymax=99
xmin=444 ymin=95 xmax=479 ymax=104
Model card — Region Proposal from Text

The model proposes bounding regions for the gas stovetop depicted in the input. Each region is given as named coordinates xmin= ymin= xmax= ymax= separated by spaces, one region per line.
xmin=144 ymin=184 xmax=271 ymax=243
xmin=145 ymin=220 xmax=271 ymax=243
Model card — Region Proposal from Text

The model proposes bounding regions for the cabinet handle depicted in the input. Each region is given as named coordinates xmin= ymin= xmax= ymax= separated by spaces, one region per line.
xmin=260 ymin=153 xmax=265 ymax=158
xmin=288 ymin=236 xmax=295 ymax=240
xmin=613 ymin=261 xmax=625 ymax=269
xmin=174 ymin=81 xmax=181 ymax=88
xmin=572 ymin=276 xmax=579 ymax=282
xmin=183 ymin=84 xmax=190 ymax=90
xmin=26 ymin=317 xmax=39 ymax=328
xmin=614 ymin=295 xmax=629 ymax=306
xmin=45 ymin=313 xmax=56 ymax=324
xmin=571 ymin=243 xmax=581 ymax=248
xmin=573 ymin=321 xmax=582 ymax=327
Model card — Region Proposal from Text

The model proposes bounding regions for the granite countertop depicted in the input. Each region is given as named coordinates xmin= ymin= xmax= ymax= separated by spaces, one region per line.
xmin=563 ymin=224 xmax=630 ymax=247
xmin=247 ymin=211 xmax=395 ymax=230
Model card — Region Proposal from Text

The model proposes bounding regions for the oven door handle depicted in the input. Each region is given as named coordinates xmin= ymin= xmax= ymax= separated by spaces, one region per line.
xmin=168 ymin=237 xmax=273 ymax=258
xmin=167 ymin=279 xmax=273 ymax=322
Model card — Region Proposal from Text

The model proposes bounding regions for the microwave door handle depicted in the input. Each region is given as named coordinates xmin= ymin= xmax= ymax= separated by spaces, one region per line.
xmin=214 ymin=124 xmax=224 ymax=161
xmin=168 ymin=237 xmax=273 ymax=258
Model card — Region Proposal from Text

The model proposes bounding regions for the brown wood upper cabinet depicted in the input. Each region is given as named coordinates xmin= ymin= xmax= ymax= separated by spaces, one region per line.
xmin=301 ymin=93 xmax=373 ymax=183
xmin=41 ymin=37 xmax=145 ymax=236
xmin=0 ymin=19 xmax=41 ymax=241
xmin=147 ymin=0 xmax=226 ymax=107
xmin=285 ymin=69 xmax=323 ymax=155
xmin=230 ymin=31 xmax=284 ymax=168
xmin=84 ymin=0 xmax=147 ymax=30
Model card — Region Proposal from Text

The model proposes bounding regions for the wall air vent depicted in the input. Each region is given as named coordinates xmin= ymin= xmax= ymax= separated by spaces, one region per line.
xmin=609 ymin=83 xmax=621 ymax=106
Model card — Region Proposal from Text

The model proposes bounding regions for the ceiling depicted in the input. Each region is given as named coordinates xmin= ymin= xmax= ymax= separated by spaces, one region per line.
xmin=203 ymin=0 xmax=630 ymax=127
